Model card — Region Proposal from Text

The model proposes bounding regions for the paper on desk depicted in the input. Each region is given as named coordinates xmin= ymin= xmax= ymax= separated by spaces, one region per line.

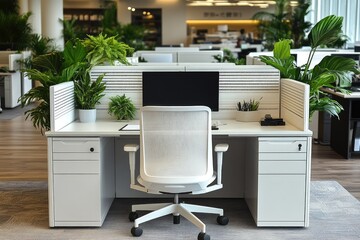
xmin=120 ymin=124 xmax=140 ymax=131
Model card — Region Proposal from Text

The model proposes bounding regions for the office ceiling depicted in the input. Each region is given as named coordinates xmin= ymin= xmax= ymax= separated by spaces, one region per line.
xmin=186 ymin=0 xmax=298 ymax=8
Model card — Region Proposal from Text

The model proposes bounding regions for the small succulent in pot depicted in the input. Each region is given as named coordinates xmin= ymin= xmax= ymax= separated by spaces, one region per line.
xmin=108 ymin=94 xmax=136 ymax=120
xmin=237 ymin=97 xmax=262 ymax=111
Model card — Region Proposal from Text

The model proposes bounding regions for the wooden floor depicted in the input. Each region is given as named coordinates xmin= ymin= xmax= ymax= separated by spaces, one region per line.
xmin=1 ymin=115 xmax=360 ymax=200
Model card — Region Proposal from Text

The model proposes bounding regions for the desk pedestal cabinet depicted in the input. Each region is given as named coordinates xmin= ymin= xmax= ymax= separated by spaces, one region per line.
xmin=246 ymin=137 xmax=310 ymax=227
xmin=48 ymin=137 xmax=115 ymax=227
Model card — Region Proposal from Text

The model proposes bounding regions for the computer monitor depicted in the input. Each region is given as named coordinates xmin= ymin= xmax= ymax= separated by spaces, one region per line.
xmin=142 ymin=71 xmax=219 ymax=111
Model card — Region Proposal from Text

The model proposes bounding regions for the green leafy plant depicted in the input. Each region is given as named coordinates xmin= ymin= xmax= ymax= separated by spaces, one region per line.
xmin=19 ymin=41 xmax=89 ymax=134
xmin=252 ymin=0 xmax=292 ymax=50
xmin=0 ymin=11 xmax=32 ymax=50
xmin=291 ymin=0 xmax=312 ymax=48
xmin=213 ymin=49 xmax=245 ymax=65
xmin=237 ymin=98 xmax=262 ymax=111
xmin=81 ymin=33 xmax=134 ymax=66
xmin=259 ymin=15 xmax=360 ymax=119
xmin=74 ymin=70 xmax=106 ymax=109
xmin=108 ymin=94 xmax=136 ymax=120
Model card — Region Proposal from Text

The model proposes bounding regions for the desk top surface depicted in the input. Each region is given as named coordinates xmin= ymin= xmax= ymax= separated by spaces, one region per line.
xmin=322 ymin=88 xmax=360 ymax=98
xmin=46 ymin=120 xmax=312 ymax=137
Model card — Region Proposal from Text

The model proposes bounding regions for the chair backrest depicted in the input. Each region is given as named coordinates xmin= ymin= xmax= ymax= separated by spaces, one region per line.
xmin=140 ymin=106 xmax=213 ymax=182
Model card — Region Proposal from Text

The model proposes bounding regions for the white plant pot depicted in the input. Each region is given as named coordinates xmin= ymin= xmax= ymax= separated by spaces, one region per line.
xmin=78 ymin=109 xmax=96 ymax=123
xmin=235 ymin=111 xmax=261 ymax=122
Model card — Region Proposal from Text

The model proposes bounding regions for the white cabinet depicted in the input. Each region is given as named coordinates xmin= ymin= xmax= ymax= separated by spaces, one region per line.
xmin=246 ymin=137 xmax=310 ymax=227
xmin=48 ymin=137 xmax=115 ymax=227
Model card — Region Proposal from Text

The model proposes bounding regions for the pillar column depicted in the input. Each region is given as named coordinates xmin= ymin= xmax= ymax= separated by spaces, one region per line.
xmin=41 ymin=0 xmax=64 ymax=50
xmin=19 ymin=0 xmax=29 ymax=14
xmin=28 ymin=0 xmax=42 ymax=35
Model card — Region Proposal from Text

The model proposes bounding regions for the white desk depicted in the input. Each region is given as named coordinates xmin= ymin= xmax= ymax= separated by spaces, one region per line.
xmin=46 ymin=120 xmax=312 ymax=228
xmin=46 ymin=66 xmax=312 ymax=228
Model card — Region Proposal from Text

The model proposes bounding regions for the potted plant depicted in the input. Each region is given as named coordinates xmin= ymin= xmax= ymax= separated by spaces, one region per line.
xmin=81 ymin=33 xmax=134 ymax=66
xmin=108 ymin=94 xmax=136 ymax=121
xmin=236 ymin=98 xmax=262 ymax=122
xmin=19 ymin=40 xmax=87 ymax=133
xmin=74 ymin=69 xmax=106 ymax=122
xmin=259 ymin=15 xmax=360 ymax=119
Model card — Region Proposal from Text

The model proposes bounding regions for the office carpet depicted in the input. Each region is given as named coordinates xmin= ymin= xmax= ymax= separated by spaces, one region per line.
xmin=0 ymin=181 xmax=359 ymax=240
xmin=0 ymin=103 xmax=34 ymax=120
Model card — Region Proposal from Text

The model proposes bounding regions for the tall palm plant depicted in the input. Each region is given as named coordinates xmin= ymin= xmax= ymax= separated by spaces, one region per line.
xmin=253 ymin=0 xmax=292 ymax=50
xmin=259 ymin=15 xmax=360 ymax=119
xmin=291 ymin=0 xmax=312 ymax=48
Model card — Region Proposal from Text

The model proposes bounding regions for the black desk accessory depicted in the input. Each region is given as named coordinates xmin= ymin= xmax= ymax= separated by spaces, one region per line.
xmin=260 ymin=114 xmax=285 ymax=126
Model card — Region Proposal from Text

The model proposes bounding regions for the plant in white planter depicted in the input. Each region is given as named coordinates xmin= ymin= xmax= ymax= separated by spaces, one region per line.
xmin=74 ymin=69 xmax=106 ymax=122
xmin=236 ymin=98 xmax=262 ymax=122
xmin=108 ymin=94 xmax=136 ymax=121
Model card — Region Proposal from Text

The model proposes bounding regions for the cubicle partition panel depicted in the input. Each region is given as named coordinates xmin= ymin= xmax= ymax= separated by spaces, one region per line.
xmin=134 ymin=49 xmax=223 ymax=63
xmin=90 ymin=64 xmax=281 ymax=120
xmin=49 ymin=81 xmax=76 ymax=132
xmin=280 ymin=78 xmax=310 ymax=131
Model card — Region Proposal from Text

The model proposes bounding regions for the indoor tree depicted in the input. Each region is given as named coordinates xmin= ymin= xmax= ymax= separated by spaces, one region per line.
xmin=291 ymin=0 xmax=312 ymax=48
xmin=252 ymin=0 xmax=292 ymax=50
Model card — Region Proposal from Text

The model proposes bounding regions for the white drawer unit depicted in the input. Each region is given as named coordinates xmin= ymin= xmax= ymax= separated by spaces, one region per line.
xmin=245 ymin=137 xmax=310 ymax=227
xmin=48 ymin=137 xmax=115 ymax=227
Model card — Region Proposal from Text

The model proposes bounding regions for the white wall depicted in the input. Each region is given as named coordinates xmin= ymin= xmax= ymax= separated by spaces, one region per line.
xmin=117 ymin=0 xmax=187 ymax=46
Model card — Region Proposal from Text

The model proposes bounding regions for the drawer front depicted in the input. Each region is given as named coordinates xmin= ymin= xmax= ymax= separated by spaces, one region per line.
xmin=259 ymin=152 xmax=306 ymax=161
xmin=258 ymin=175 xmax=306 ymax=222
xmin=259 ymin=138 xmax=307 ymax=153
xmin=53 ymin=138 xmax=100 ymax=153
xmin=54 ymin=175 xmax=100 ymax=222
xmin=53 ymin=161 xmax=99 ymax=174
xmin=53 ymin=152 xmax=99 ymax=161
xmin=259 ymin=161 xmax=306 ymax=174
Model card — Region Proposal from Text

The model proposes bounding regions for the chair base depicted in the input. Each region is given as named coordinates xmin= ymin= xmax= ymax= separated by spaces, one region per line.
xmin=130 ymin=195 xmax=227 ymax=236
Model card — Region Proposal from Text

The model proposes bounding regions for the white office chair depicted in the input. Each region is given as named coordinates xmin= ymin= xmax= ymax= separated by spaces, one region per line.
xmin=124 ymin=106 xmax=229 ymax=240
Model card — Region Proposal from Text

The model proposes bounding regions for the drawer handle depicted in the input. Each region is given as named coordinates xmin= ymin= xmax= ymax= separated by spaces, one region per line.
xmin=90 ymin=147 xmax=94 ymax=152
xmin=298 ymin=144 xmax=302 ymax=151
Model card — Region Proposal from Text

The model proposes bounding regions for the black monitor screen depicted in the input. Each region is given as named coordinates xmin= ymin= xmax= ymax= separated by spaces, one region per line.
xmin=142 ymin=71 xmax=219 ymax=111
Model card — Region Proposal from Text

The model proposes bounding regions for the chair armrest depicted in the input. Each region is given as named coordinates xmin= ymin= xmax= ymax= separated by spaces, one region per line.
xmin=124 ymin=144 xmax=140 ymax=188
xmin=214 ymin=143 xmax=229 ymax=186
xmin=124 ymin=144 xmax=139 ymax=152
xmin=215 ymin=143 xmax=229 ymax=152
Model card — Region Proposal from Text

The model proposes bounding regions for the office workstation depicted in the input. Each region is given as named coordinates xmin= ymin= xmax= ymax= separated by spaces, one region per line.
xmin=45 ymin=64 xmax=312 ymax=234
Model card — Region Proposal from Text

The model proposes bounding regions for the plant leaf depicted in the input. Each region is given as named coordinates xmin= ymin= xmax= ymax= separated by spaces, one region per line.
xmin=308 ymin=15 xmax=343 ymax=48
xmin=273 ymin=39 xmax=292 ymax=59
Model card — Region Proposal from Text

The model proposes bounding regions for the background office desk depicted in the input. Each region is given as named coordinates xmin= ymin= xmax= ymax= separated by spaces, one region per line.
xmin=322 ymin=89 xmax=360 ymax=159
xmin=46 ymin=120 xmax=312 ymax=228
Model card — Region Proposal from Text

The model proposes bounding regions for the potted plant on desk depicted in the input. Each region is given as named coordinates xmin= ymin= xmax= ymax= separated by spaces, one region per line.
xmin=74 ymin=69 xmax=106 ymax=123
xmin=108 ymin=94 xmax=136 ymax=121
xmin=236 ymin=98 xmax=262 ymax=122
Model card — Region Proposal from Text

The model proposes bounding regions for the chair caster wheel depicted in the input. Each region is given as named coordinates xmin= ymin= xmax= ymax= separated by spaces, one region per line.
xmin=198 ymin=232 xmax=210 ymax=240
xmin=131 ymin=227 xmax=143 ymax=237
xmin=173 ymin=215 xmax=180 ymax=224
xmin=129 ymin=212 xmax=138 ymax=222
xmin=217 ymin=215 xmax=229 ymax=225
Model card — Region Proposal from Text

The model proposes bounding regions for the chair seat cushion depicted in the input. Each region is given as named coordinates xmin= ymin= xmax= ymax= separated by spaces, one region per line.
xmin=137 ymin=173 xmax=216 ymax=194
